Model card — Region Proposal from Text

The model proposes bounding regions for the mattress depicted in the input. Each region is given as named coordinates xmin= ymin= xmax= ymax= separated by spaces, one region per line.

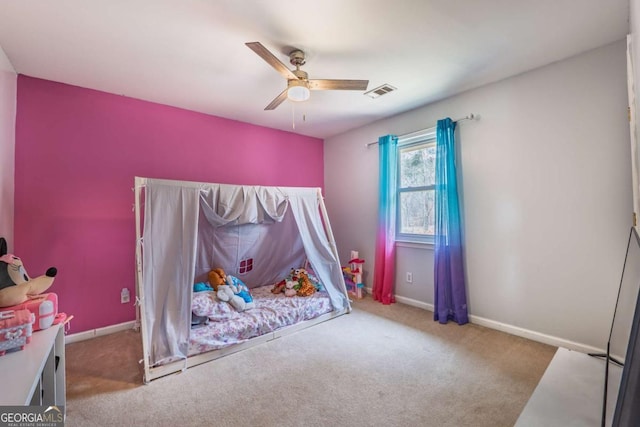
xmin=189 ymin=284 xmax=333 ymax=355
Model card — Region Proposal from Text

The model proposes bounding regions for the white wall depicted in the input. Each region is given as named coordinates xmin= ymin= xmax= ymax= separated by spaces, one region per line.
xmin=631 ymin=0 xmax=640 ymax=219
xmin=325 ymin=40 xmax=632 ymax=351
xmin=0 ymin=44 xmax=16 ymax=249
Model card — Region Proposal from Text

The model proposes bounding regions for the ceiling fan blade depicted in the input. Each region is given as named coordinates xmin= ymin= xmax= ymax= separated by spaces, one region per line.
xmin=264 ymin=88 xmax=288 ymax=110
xmin=308 ymin=79 xmax=369 ymax=91
xmin=246 ymin=42 xmax=298 ymax=81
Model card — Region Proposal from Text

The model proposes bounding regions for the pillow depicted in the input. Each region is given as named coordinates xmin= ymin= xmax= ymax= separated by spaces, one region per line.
xmin=192 ymin=291 xmax=240 ymax=322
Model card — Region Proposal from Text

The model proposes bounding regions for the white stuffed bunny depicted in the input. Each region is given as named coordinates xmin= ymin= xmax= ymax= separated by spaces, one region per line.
xmin=216 ymin=284 xmax=247 ymax=312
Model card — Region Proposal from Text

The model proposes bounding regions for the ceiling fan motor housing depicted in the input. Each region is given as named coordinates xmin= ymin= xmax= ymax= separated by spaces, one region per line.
xmin=289 ymin=49 xmax=306 ymax=67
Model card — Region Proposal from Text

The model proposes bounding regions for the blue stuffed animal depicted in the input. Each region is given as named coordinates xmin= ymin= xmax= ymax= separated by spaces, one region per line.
xmin=227 ymin=275 xmax=254 ymax=307
xmin=193 ymin=282 xmax=213 ymax=292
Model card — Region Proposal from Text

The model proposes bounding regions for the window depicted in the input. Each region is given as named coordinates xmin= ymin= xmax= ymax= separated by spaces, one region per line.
xmin=238 ymin=258 xmax=253 ymax=274
xmin=396 ymin=133 xmax=436 ymax=244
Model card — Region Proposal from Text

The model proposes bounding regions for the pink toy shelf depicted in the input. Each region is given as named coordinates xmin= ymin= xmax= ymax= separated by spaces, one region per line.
xmin=342 ymin=251 xmax=365 ymax=299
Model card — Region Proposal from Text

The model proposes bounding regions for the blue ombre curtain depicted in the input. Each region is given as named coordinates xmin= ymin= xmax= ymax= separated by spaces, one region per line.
xmin=373 ymin=135 xmax=398 ymax=304
xmin=434 ymin=118 xmax=468 ymax=325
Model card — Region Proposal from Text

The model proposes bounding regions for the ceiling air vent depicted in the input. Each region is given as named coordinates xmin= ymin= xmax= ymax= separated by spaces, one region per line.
xmin=364 ymin=84 xmax=397 ymax=99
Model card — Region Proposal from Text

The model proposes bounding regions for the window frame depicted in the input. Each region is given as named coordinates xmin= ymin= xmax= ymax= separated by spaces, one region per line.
xmin=395 ymin=129 xmax=437 ymax=245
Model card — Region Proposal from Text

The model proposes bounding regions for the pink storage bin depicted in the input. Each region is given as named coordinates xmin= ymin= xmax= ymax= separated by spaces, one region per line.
xmin=3 ymin=293 xmax=58 ymax=331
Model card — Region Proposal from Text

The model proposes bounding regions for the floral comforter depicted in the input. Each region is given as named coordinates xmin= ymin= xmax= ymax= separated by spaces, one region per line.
xmin=189 ymin=284 xmax=333 ymax=355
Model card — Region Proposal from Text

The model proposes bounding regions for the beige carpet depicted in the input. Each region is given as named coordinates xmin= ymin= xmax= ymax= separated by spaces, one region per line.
xmin=65 ymin=297 xmax=556 ymax=427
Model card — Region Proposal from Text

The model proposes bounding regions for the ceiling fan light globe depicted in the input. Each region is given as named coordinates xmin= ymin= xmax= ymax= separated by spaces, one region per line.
xmin=287 ymin=85 xmax=310 ymax=102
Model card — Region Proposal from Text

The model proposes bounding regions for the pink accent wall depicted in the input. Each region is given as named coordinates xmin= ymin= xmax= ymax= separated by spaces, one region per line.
xmin=14 ymin=75 xmax=323 ymax=333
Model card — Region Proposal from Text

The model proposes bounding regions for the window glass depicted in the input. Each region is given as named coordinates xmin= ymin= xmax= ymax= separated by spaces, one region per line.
xmin=396 ymin=137 xmax=436 ymax=244
xmin=399 ymin=144 xmax=435 ymax=187
xmin=399 ymin=190 xmax=435 ymax=235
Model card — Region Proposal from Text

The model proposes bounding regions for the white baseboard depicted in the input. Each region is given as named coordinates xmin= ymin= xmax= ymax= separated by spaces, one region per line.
xmin=394 ymin=294 xmax=434 ymax=312
xmin=365 ymin=287 xmax=603 ymax=354
xmin=65 ymin=320 xmax=137 ymax=344
xmin=468 ymin=315 xmax=604 ymax=354
xmin=364 ymin=286 xmax=436 ymax=311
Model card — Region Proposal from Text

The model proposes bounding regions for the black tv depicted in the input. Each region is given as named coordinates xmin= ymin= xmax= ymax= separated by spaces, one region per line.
xmin=612 ymin=270 xmax=640 ymax=424
xmin=603 ymin=226 xmax=640 ymax=426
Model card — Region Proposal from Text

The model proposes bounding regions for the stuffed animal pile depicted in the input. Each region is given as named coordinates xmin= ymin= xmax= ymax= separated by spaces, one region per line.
xmin=0 ymin=237 xmax=57 ymax=308
xmin=208 ymin=268 xmax=255 ymax=312
xmin=271 ymin=268 xmax=318 ymax=297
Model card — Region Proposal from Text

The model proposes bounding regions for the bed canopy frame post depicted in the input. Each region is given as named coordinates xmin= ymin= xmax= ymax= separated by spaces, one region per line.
xmin=133 ymin=176 xmax=152 ymax=383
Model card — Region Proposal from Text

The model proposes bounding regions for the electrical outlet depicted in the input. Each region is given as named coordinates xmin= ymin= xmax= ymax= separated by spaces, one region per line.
xmin=121 ymin=288 xmax=130 ymax=304
xmin=406 ymin=272 xmax=413 ymax=283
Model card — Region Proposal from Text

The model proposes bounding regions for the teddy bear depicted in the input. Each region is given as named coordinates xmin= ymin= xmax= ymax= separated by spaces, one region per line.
xmin=208 ymin=268 xmax=255 ymax=311
xmin=0 ymin=237 xmax=57 ymax=308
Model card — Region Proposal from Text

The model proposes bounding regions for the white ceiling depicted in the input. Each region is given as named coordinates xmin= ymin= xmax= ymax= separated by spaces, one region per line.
xmin=0 ymin=1 xmax=630 ymax=139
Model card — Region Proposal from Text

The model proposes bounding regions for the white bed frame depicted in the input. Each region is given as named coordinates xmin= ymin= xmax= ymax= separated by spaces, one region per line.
xmin=133 ymin=176 xmax=350 ymax=383
xmin=143 ymin=309 xmax=347 ymax=382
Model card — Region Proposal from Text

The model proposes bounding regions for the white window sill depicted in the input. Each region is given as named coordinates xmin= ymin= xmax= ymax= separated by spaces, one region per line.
xmin=395 ymin=240 xmax=434 ymax=250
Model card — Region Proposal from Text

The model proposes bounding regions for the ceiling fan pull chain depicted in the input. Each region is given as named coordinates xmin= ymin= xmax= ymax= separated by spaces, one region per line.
xmin=292 ymin=102 xmax=296 ymax=129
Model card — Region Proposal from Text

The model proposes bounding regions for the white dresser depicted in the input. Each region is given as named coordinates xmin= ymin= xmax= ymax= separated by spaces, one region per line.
xmin=0 ymin=323 xmax=65 ymax=411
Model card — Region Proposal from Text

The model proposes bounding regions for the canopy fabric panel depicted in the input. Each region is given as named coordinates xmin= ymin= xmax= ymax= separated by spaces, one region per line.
xmin=194 ymin=209 xmax=307 ymax=287
xmin=199 ymin=184 xmax=289 ymax=226
xmin=287 ymin=190 xmax=350 ymax=310
xmin=142 ymin=181 xmax=199 ymax=367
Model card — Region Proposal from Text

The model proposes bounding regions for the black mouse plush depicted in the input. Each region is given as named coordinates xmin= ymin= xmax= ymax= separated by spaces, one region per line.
xmin=0 ymin=237 xmax=57 ymax=308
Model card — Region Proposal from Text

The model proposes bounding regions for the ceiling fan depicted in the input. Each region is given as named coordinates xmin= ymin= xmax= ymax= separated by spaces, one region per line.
xmin=246 ymin=42 xmax=369 ymax=110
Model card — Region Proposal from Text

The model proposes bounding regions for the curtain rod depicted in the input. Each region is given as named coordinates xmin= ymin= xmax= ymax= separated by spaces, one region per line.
xmin=365 ymin=113 xmax=476 ymax=147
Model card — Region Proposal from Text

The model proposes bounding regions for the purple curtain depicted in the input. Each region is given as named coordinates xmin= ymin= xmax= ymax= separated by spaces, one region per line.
xmin=434 ymin=118 xmax=468 ymax=325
